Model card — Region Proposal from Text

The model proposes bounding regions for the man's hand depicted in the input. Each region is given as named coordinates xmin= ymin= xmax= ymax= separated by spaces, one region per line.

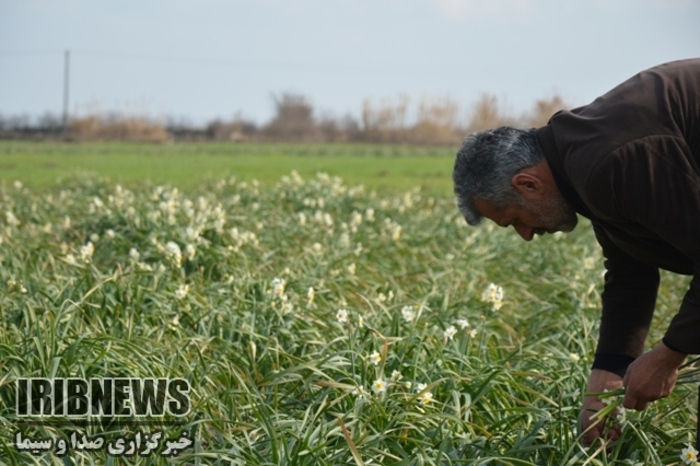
xmin=622 ymin=342 xmax=686 ymax=410
xmin=581 ymin=369 xmax=624 ymax=446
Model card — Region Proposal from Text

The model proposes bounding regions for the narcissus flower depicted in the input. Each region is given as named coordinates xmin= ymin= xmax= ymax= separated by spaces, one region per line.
xmin=271 ymin=277 xmax=286 ymax=298
xmin=456 ymin=318 xmax=470 ymax=329
xmin=680 ymin=445 xmax=698 ymax=465
xmin=481 ymin=282 xmax=504 ymax=310
xmin=175 ymin=284 xmax=189 ymax=300
xmin=165 ymin=241 xmax=182 ymax=268
xmin=401 ymin=305 xmax=416 ymax=323
xmin=336 ymin=308 xmax=348 ymax=323
xmin=419 ymin=391 xmax=433 ymax=406
xmin=372 ymin=379 xmax=386 ymax=394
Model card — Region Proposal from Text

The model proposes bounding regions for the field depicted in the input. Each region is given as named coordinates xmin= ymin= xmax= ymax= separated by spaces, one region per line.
xmin=0 ymin=142 xmax=455 ymax=193
xmin=0 ymin=141 xmax=698 ymax=465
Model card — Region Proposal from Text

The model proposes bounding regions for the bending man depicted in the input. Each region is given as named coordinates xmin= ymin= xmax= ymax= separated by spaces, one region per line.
xmin=452 ymin=58 xmax=700 ymax=445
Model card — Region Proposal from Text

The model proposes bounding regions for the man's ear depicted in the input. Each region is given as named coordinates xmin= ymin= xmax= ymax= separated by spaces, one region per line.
xmin=511 ymin=172 xmax=545 ymax=200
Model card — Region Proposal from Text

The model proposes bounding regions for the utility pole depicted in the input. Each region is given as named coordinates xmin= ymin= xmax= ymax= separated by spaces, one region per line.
xmin=62 ymin=49 xmax=70 ymax=131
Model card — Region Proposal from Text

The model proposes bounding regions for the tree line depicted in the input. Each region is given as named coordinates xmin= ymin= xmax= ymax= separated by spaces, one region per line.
xmin=0 ymin=93 xmax=567 ymax=145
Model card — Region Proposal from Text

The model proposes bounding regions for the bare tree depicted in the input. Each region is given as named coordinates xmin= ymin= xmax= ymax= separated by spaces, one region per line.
xmin=411 ymin=95 xmax=461 ymax=144
xmin=465 ymin=94 xmax=516 ymax=132
xmin=262 ymin=93 xmax=319 ymax=142
xmin=361 ymin=94 xmax=410 ymax=143
xmin=521 ymin=94 xmax=568 ymax=128
xmin=206 ymin=114 xmax=258 ymax=142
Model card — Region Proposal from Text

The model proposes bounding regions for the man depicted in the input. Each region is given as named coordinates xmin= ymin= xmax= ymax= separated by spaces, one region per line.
xmin=452 ymin=58 xmax=699 ymax=445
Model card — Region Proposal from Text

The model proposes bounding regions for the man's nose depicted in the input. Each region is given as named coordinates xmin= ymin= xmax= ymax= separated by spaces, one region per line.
xmin=513 ymin=224 xmax=534 ymax=241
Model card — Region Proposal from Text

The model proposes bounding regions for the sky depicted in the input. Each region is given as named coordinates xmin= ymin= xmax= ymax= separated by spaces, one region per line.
xmin=1 ymin=0 xmax=699 ymax=126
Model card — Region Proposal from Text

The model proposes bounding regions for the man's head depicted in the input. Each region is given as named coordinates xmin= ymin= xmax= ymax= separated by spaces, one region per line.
xmin=453 ymin=126 xmax=578 ymax=241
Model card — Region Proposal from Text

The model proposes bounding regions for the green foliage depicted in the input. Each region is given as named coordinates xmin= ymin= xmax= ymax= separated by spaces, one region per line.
xmin=0 ymin=169 xmax=696 ymax=465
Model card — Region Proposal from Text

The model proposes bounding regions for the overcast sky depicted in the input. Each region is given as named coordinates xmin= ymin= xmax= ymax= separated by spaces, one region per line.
xmin=1 ymin=0 xmax=699 ymax=126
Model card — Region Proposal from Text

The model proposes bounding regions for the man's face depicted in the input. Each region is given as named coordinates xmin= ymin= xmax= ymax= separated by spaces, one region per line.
xmin=473 ymin=194 xmax=578 ymax=241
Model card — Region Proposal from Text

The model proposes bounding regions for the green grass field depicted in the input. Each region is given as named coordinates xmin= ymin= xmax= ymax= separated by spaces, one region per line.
xmin=0 ymin=141 xmax=455 ymax=194
xmin=0 ymin=142 xmax=697 ymax=465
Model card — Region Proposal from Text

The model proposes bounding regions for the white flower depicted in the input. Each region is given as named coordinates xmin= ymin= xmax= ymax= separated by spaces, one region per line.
xmin=79 ymin=242 xmax=95 ymax=264
xmin=358 ymin=315 xmax=365 ymax=327
xmin=599 ymin=388 xmax=616 ymax=407
xmin=352 ymin=385 xmax=366 ymax=398
xmin=347 ymin=263 xmax=356 ymax=275
xmin=391 ymin=224 xmax=402 ymax=242
xmin=185 ymin=243 xmax=196 ymax=260
xmin=5 ymin=211 xmax=20 ymax=227
xmin=307 ymin=287 xmax=315 ymax=305
xmin=350 ymin=211 xmax=363 ymax=228
xmin=401 ymin=305 xmax=416 ymax=323
xmin=129 ymin=248 xmax=140 ymax=261
xmin=616 ymin=406 xmax=628 ymax=426
xmin=391 ymin=370 xmax=402 ymax=382
xmin=89 ymin=233 xmax=100 ymax=243
xmin=312 ymin=242 xmax=323 ymax=253
xmin=481 ymin=282 xmax=504 ymax=310
xmin=336 ymin=308 xmax=348 ymax=323
xmin=369 ymin=351 xmax=382 ymax=366
xmin=456 ymin=318 xmax=470 ymax=329
xmin=372 ymin=379 xmax=386 ymax=394
xmin=105 ymin=229 xmax=116 ymax=238
xmin=416 ymin=383 xmax=427 ymax=392
xmin=281 ymin=302 xmax=293 ymax=315
xmin=468 ymin=329 xmax=477 ymax=338
xmin=418 ymin=391 xmax=433 ymax=406
xmin=175 ymin=284 xmax=189 ymax=300
xmin=681 ymin=445 xmax=698 ymax=465
xmin=569 ymin=353 xmax=581 ymax=363
xmin=271 ymin=277 xmax=286 ymax=298
xmin=165 ymin=241 xmax=182 ymax=268
xmin=444 ymin=325 xmax=457 ymax=340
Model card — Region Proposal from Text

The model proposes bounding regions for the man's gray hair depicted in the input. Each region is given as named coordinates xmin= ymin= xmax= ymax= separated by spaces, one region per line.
xmin=453 ymin=126 xmax=543 ymax=225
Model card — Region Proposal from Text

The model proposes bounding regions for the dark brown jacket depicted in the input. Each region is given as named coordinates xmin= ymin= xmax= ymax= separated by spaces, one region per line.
xmin=536 ymin=58 xmax=700 ymax=374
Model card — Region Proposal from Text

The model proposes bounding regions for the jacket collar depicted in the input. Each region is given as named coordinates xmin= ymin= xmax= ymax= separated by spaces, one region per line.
xmin=535 ymin=125 xmax=593 ymax=219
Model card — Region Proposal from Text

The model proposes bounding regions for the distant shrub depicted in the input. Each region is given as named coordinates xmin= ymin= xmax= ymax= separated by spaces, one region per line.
xmin=70 ymin=114 xmax=168 ymax=142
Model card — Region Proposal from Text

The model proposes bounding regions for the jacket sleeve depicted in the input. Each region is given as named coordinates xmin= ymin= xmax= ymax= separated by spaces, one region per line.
xmin=591 ymin=222 xmax=659 ymax=376
xmin=664 ymin=264 xmax=700 ymax=354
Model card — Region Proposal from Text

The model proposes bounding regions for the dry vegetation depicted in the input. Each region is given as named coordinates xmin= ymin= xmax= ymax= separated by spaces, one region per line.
xmin=0 ymin=92 xmax=568 ymax=144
